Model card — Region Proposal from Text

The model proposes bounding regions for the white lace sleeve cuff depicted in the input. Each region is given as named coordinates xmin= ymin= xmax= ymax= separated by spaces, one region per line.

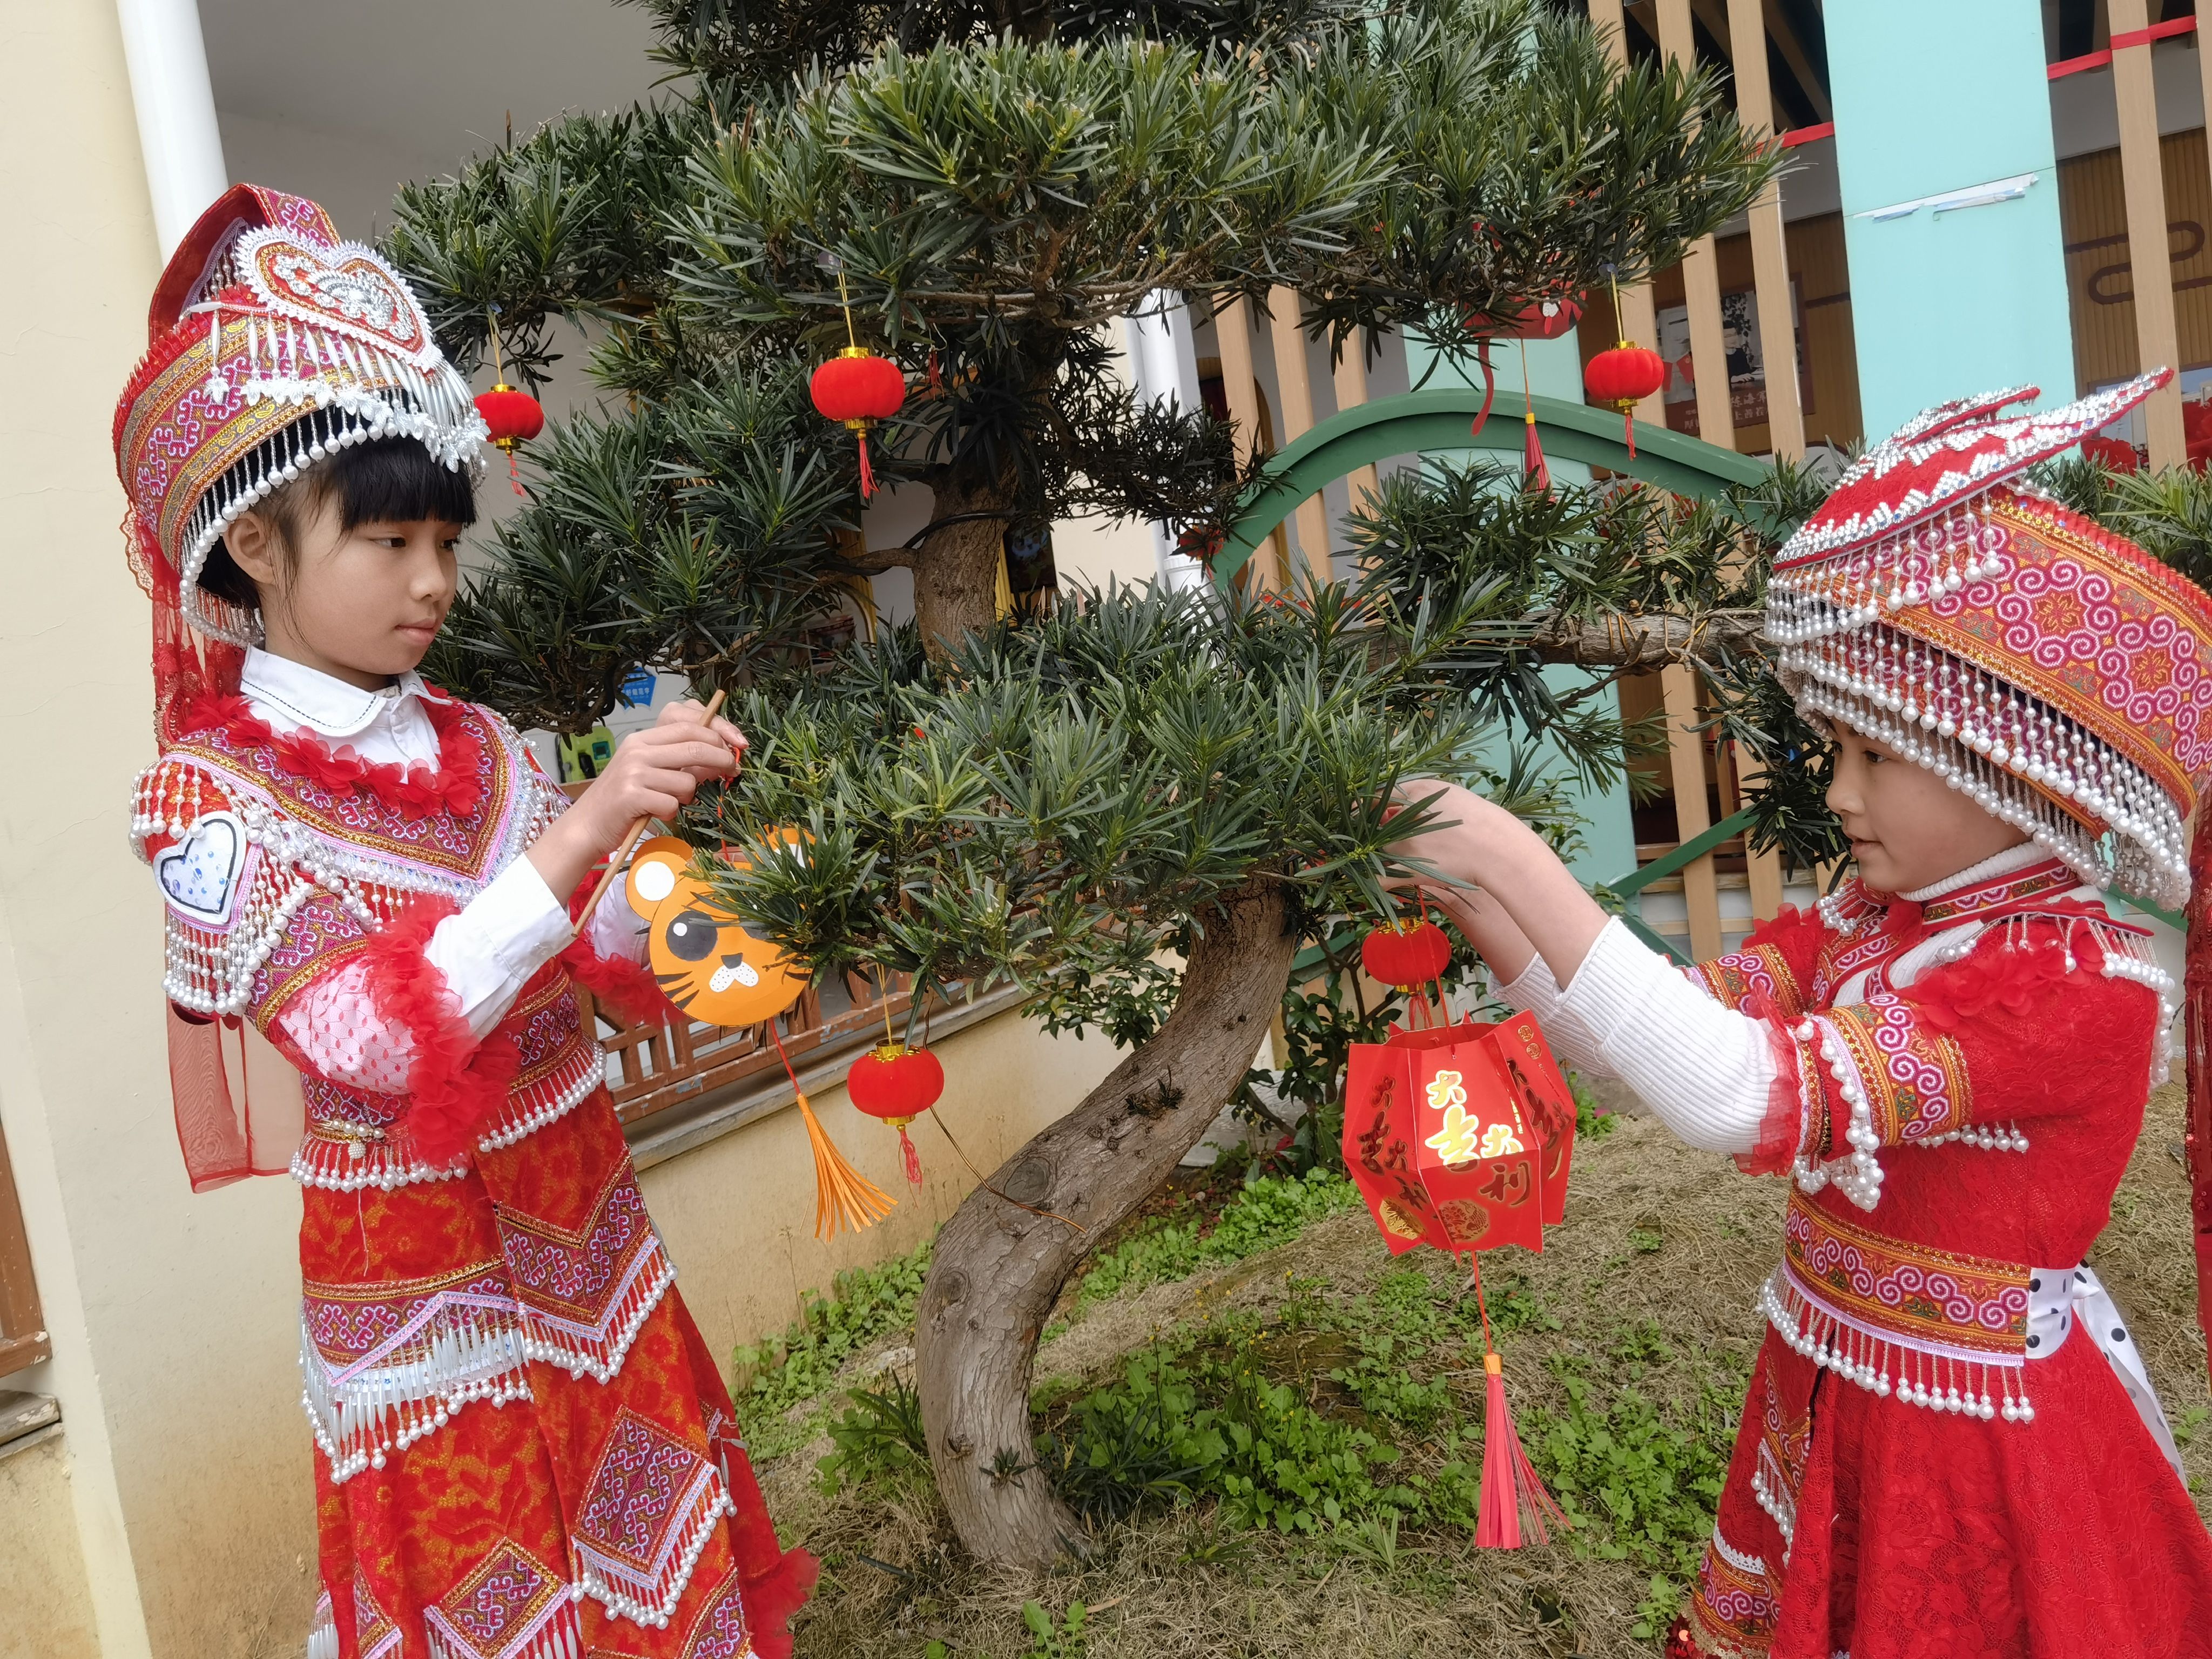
xmin=1556 ymin=919 xmax=1775 ymax=1155
xmin=423 ymin=856 xmax=575 ymax=1039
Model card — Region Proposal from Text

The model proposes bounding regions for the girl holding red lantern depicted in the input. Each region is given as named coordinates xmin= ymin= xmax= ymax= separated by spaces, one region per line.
xmin=1394 ymin=379 xmax=2212 ymax=1658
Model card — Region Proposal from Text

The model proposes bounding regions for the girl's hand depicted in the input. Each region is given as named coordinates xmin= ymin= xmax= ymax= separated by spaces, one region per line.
xmin=1384 ymin=779 xmax=1515 ymax=891
xmin=526 ymin=704 xmax=748 ymax=901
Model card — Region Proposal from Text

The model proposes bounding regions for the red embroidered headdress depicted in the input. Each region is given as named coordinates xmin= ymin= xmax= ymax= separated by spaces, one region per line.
xmin=112 ymin=185 xmax=485 ymax=743
xmin=1767 ymin=371 xmax=2212 ymax=912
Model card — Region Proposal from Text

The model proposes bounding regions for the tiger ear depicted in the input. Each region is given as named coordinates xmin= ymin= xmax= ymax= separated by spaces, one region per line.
xmin=624 ymin=836 xmax=694 ymax=921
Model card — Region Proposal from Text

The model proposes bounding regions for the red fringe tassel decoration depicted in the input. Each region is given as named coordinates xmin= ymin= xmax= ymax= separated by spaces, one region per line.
xmin=1522 ymin=411 xmax=1550 ymax=495
xmin=1467 ymin=1254 xmax=1568 ymax=1549
xmin=898 ymin=1124 xmax=923 ymax=1186
xmin=2187 ymin=807 xmax=2212 ymax=1385
xmin=857 ymin=434 xmax=876 ymax=500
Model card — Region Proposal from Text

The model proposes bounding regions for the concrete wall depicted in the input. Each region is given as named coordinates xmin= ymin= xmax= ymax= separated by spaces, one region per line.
xmin=0 ymin=1430 xmax=102 ymax=1659
xmin=1829 ymin=0 xmax=2078 ymax=431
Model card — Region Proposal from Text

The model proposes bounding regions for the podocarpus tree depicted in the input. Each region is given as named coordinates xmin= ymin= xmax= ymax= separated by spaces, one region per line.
xmin=389 ymin=0 xmax=1784 ymax=1562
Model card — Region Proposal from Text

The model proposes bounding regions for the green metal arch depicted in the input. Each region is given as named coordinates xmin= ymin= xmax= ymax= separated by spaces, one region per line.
xmin=1211 ymin=387 xmax=1773 ymax=583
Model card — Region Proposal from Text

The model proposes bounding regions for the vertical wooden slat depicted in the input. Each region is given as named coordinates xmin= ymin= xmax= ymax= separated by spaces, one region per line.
xmin=1662 ymin=663 xmax=1724 ymax=961
xmin=1589 ymin=0 xmax=1668 ymax=429
xmin=1734 ymin=748 xmax=1788 ymax=922
xmin=1267 ymin=285 xmax=1331 ymax=581
xmin=0 ymin=1116 xmax=50 ymax=1377
xmin=2109 ymin=0 xmax=2185 ymax=468
xmin=1214 ymin=295 xmax=1287 ymax=590
xmin=1658 ymin=0 xmax=1737 ymax=451
xmin=1725 ymin=0 xmax=1805 ymax=459
xmin=1332 ymin=328 xmax=1382 ymax=516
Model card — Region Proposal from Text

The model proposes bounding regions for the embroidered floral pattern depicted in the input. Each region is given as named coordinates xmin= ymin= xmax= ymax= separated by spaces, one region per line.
xmin=572 ymin=1410 xmax=734 ymax=1623
xmin=1692 ymin=943 xmax=1803 ymax=1015
xmin=1689 ymin=1525 xmax=1779 ymax=1657
xmin=423 ymin=1539 xmax=578 ymax=1659
xmin=1820 ymin=997 xmax=1971 ymax=1148
xmin=1783 ymin=1192 xmax=2028 ymax=1361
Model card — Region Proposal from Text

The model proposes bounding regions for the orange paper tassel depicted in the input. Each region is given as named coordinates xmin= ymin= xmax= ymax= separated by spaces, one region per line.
xmin=770 ymin=1024 xmax=894 ymax=1239
xmin=794 ymin=1089 xmax=896 ymax=1239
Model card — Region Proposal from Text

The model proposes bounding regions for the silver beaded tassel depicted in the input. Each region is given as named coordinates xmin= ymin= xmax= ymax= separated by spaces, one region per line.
xmin=1768 ymin=503 xmax=2191 ymax=912
xmin=1761 ymin=1268 xmax=2035 ymax=1423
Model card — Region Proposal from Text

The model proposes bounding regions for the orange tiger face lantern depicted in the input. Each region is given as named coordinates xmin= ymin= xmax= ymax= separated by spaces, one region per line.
xmin=623 ymin=836 xmax=808 ymax=1027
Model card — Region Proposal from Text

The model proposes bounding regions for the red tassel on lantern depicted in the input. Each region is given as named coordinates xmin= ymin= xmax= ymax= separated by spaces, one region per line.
xmin=1476 ymin=1349 xmax=1566 ymax=1546
xmin=811 ymin=346 xmax=907 ymax=499
xmin=847 ymin=1041 xmax=946 ymax=1186
xmin=1522 ymin=411 xmax=1550 ymax=495
xmin=476 ymin=382 xmax=545 ymax=496
xmin=1583 ymin=341 xmax=1666 ymax=462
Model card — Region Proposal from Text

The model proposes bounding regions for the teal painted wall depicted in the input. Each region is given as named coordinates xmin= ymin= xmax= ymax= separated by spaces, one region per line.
xmin=1402 ymin=331 xmax=1635 ymax=887
xmin=1827 ymin=1 xmax=2076 ymax=434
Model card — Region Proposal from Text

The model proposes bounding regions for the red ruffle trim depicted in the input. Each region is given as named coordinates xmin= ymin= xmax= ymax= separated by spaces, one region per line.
xmin=559 ymin=938 xmax=679 ymax=1029
xmin=177 ymin=690 xmax=484 ymax=820
xmin=359 ymin=898 xmax=518 ymax=1168
xmin=738 ymin=1546 xmax=819 ymax=1659
xmin=560 ymin=866 xmax=682 ymax=1029
xmin=1736 ymin=988 xmax=1807 ymax=1177
xmin=1901 ymin=916 xmax=2106 ymax=1035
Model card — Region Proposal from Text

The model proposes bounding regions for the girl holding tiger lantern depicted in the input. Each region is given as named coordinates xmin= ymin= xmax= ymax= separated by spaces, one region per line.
xmin=1394 ymin=377 xmax=2212 ymax=1658
xmin=119 ymin=186 xmax=811 ymax=1659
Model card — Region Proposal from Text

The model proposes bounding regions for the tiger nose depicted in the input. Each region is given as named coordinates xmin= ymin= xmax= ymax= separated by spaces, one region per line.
xmin=721 ymin=953 xmax=745 ymax=967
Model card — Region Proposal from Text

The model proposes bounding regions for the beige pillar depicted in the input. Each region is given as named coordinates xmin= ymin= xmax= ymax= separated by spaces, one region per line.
xmin=1725 ymin=0 xmax=1805 ymax=458
xmin=1658 ymin=0 xmax=1737 ymax=450
xmin=2110 ymin=0 xmax=2185 ymax=468
xmin=1267 ymin=286 xmax=1331 ymax=581
xmin=1588 ymin=0 xmax=1667 ymax=429
xmin=1213 ymin=296 xmax=1287 ymax=589
xmin=1662 ymin=664 xmax=1724 ymax=961
xmin=1332 ymin=330 xmax=1382 ymax=516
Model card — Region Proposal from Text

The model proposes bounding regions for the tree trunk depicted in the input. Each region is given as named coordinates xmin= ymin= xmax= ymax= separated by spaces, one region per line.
xmin=914 ymin=884 xmax=1298 ymax=1564
xmin=911 ymin=482 xmax=1013 ymax=652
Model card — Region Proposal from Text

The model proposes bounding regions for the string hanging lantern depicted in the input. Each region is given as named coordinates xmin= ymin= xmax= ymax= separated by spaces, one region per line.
xmin=474 ymin=310 xmax=544 ymax=496
xmin=809 ymin=270 xmax=906 ymax=498
xmin=1582 ymin=272 xmax=1667 ymax=460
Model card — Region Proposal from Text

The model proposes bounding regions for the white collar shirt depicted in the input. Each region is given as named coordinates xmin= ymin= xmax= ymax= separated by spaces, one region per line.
xmin=238 ymin=647 xmax=446 ymax=770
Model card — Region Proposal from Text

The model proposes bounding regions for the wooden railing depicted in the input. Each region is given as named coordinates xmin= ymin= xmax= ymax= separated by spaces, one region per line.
xmin=597 ymin=970 xmax=922 ymax=1126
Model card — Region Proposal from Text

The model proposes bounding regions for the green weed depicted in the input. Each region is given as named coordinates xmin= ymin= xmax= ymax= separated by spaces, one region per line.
xmin=730 ymin=1240 xmax=932 ymax=1456
xmin=818 ymin=1372 xmax=929 ymax=1493
xmin=1073 ymin=1170 xmax=1359 ymax=1312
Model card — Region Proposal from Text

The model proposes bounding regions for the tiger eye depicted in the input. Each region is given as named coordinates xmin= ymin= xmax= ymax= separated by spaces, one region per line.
xmin=664 ymin=909 xmax=721 ymax=961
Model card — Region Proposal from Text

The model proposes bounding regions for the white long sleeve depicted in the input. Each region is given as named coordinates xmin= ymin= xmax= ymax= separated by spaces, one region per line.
xmin=1493 ymin=954 xmax=1613 ymax=1081
xmin=1553 ymin=920 xmax=1777 ymax=1156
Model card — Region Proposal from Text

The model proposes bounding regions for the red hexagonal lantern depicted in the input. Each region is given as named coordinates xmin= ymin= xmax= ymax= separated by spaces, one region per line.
xmin=811 ymin=347 xmax=907 ymax=498
xmin=847 ymin=1041 xmax=945 ymax=1185
xmin=1342 ymin=1010 xmax=1577 ymax=1549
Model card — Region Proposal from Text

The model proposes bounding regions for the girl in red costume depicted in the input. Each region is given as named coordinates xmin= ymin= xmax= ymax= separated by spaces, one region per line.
xmin=117 ymin=186 xmax=812 ymax=1659
xmin=1398 ymin=376 xmax=2212 ymax=1658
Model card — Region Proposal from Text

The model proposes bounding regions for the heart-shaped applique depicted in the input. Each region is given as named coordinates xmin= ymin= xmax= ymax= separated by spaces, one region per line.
xmin=237 ymin=228 xmax=440 ymax=370
xmin=155 ymin=812 xmax=247 ymax=927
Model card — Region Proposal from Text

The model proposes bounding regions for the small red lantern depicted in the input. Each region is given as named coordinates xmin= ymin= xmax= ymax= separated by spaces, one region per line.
xmin=847 ymin=1042 xmax=945 ymax=1185
xmin=810 ymin=347 xmax=907 ymax=498
xmin=475 ymin=382 xmax=545 ymax=494
xmin=1583 ymin=341 xmax=1668 ymax=460
xmin=1362 ymin=918 xmax=1452 ymax=989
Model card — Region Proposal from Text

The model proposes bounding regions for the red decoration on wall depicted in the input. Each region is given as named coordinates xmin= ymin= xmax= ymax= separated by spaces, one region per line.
xmin=847 ymin=1041 xmax=945 ymax=1185
xmin=810 ymin=348 xmax=907 ymax=498
xmin=1583 ymin=342 xmax=1667 ymax=460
